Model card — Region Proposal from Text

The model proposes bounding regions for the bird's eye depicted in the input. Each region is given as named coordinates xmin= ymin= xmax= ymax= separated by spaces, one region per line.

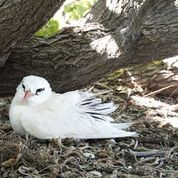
xmin=35 ymin=88 xmax=45 ymax=95
xmin=22 ymin=84 xmax=25 ymax=91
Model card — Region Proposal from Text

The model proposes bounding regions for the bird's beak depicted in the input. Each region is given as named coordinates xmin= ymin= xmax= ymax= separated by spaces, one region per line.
xmin=23 ymin=90 xmax=34 ymax=100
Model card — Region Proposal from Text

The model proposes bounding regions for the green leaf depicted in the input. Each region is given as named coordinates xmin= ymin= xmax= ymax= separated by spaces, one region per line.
xmin=35 ymin=19 xmax=59 ymax=38
xmin=35 ymin=0 xmax=98 ymax=38
xmin=64 ymin=0 xmax=98 ymax=20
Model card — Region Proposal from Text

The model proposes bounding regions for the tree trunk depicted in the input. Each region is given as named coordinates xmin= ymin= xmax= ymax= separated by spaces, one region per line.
xmin=1 ymin=0 xmax=178 ymax=96
xmin=0 ymin=0 xmax=65 ymax=66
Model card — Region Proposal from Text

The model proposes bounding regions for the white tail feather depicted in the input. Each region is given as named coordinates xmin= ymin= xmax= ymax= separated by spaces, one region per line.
xmin=79 ymin=91 xmax=117 ymax=122
xmin=75 ymin=130 xmax=137 ymax=139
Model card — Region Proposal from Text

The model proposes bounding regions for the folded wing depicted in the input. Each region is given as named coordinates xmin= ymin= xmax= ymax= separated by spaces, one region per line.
xmin=21 ymin=91 xmax=137 ymax=139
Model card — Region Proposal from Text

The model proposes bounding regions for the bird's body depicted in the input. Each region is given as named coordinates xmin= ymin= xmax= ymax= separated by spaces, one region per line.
xmin=9 ymin=75 xmax=136 ymax=139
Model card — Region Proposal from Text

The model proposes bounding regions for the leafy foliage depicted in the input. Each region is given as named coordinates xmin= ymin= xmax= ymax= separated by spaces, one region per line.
xmin=34 ymin=19 xmax=59 ymax=38
xmin=35 ymin=0 xmax=97 ymax=38
xmin=64 ymin=0 xmax=97 ymax=20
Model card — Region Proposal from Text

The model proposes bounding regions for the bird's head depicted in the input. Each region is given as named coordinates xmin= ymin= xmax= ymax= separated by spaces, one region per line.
xmin=15 ymin=75 xmax=52 ymax=105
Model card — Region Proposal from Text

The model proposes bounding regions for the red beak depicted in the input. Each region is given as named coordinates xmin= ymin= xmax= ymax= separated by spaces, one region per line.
xmin=23 ymin=90 xmax=33 ymax=100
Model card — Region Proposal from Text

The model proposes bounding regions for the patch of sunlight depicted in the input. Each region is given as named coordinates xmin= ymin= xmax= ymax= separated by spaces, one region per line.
xmin=174 ymin=0 xmax=178 ymax=8
xmin=90 ymin=34 xmax=120 ymax=58
xmin=131 ymin=95 xmax=171 ymax=109
xmin=153 ymin=117 xmax=178 ymax=128
xmin=106 ymin=0 xmax=122 ymax=14
xmin=125 ymin=70 xmax=144 ymax=93
xmin=163 ymin=55 xmax=178 ymax=69
xmin=131 ymin=95 xmax=178 ymax=128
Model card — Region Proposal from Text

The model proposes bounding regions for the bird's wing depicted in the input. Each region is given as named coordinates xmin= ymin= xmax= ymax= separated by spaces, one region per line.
xmin=59 ymin=90 xmax=117 ymax=122
xmin=20 ymin=91 xmax=136 ymax=139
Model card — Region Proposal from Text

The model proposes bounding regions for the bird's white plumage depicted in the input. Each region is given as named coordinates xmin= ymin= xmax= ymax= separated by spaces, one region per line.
xmin=9 ymin=75 xmax=136 ymax=139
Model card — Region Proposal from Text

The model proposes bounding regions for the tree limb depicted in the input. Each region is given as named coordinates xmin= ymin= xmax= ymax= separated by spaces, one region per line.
xmin=1 ymin=0 xmax=178 ymax=96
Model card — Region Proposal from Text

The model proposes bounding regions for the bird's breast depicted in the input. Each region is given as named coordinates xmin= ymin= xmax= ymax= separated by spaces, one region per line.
xmin=9 ymin=104 xmax=26 ymax=136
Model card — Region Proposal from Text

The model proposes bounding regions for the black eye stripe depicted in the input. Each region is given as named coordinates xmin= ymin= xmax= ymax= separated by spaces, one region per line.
xmin=35 ymin=88 xmax=45 ymax=95
xmin=22 ymin=84 xmax=25 ymax=90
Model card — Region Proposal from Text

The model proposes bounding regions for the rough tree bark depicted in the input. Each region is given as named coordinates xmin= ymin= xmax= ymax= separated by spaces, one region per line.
xmin=1 ymin=0 xmax=178 ymax=96
xmin=0 ymin=0 xmax=65 ymax=66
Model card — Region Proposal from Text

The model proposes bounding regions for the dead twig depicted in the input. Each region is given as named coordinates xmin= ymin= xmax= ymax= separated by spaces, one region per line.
xmin=144 ymin=84 xmax=177 ymax=97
